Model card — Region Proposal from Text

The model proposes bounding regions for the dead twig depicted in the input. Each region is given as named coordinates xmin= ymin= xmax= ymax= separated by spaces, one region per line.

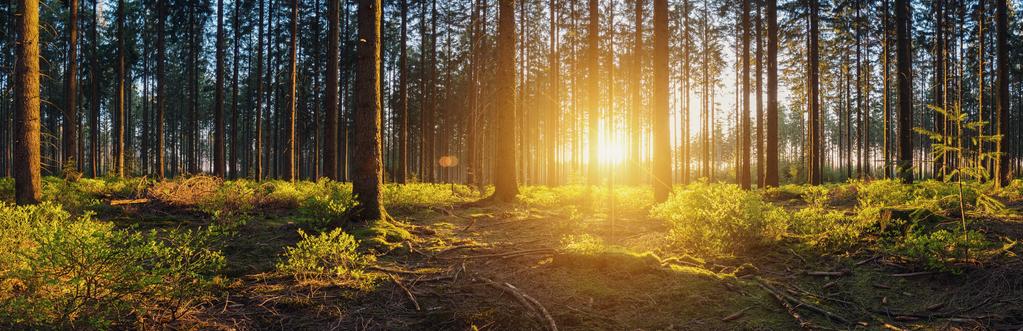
xmin=805 ymin=270 xmax=849 ymax=277
xmin=756 ymin=277 xmax=851 ymax=325
xmin=368 ymin=265 xmax=442 ymax=275
xmin=722 ymin=306 xmax=755 ymax=322
xmin=388 ymin=274 xmax=421 ymax=311
xmin=889 ymin=271 xmax=934 ymax=277
xmin=477 ymin=276 xmax=558 ymax=331
xmin=441 ymin=248 xmax=556 ymax=260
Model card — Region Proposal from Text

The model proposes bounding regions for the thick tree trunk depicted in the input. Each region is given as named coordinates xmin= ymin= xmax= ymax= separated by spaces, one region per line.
xmin=230 ymin=0 xmax=240 ymax=179
xmin=586 ymin=0 xmax=599 ymax=185
xmin=352 ymin=0 xmax=386 ymax=220
xmin=114 ymin=0 xmax=126 ymax=177
xmin=491 ymin=0 xmax=519 ymax=201
xmin=807 ymin=0 xmax=821 ymax=185
xmin=994 ymin=0 xmax=1009 ymax=186
xmin=325 ymin=0 xmax=340 ymax=180
xmin=630 ymin=0 xmax=643 ymax=186
xmin=89 ymin=0 xmax=99 ymax=177
xmin=895 ymin=0 xmax=913 ymax=183
xmin=14 ymin=0 xmax=41 ymax=204
xmin=652 ymin=0 xmax=671 ymax=201
xmin=395 ymin=0 xmax=407 ymax=183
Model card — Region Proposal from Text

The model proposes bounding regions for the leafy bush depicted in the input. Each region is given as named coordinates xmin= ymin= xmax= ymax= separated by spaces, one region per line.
xmin=651 ymin=182 xmax=788 ymax=257
xmin=383 ymin=183 xmax=474 ymax=207
xmin=761 ymin=184 xmax=806 ymax=201
xmin=276 ymin=228 xmax=375 ymax=287
xmin=855 ymin=179 xmax=914 ymax=208
xmin=880 ymin=225 xmax=993 ymax=273
xmin=0 ymin=203 xmax=224 ymax=328
xmin=300 ymin=181 xmax=356 ymax=227
xmin=790 ymin=207 xmax=865 ymax=250
xmin=518 ymin=185 xmax=654 ymax=215
xmin=149 ymin=175 xmax=223 ymax=206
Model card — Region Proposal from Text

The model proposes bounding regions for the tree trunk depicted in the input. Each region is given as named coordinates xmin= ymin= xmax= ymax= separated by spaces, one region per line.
xmin=14 ymin=0 xmax=41 ymax=204
xmin=807 ymin=0 xmax=821 ymax=185
xmin=156 ymin=0 xmax=165 ymax=178
xmin=89 ymin=0 xmax=99 ymax=177
xmin=490 ymin=0 xmax=519 ymax=201
xmin=395 ymin=0 xmax=408 ymax=183
xmin=765 ymin=0 xmax=778 ymax=187
xmin=214 ymin=0 xmax=226 ymax=177
xmin=352 ymin=0 xmax=386 ymax=220
xmin=630 ymin=0 xmax=643 ymax=186
xmin=230 ymin=0 xmax=240 ymax=179
xmin=114 ymin=0 xmax=126 ymax=177
xmin=325 ymin=0 xmax=340 ymax=180
xmin=895 ymin=0 xmax=913 ymax=183
xmin=64 ymin=0 xmax=79 ymax=171
xmin=652 ymin=0 xmax=671 ymax=201
xmin=285 ymin=0 xmax=298 ymax=181
xmin=739 ymin=0 xmax=751 ymax=189
xmin=994 ymin=0 xmax=1009 ymax=186
xmin=586 ymin=0 xmax=599 ymax=185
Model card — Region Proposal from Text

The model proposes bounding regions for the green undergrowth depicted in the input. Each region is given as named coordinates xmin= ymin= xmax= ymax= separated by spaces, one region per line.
xmin=0 ymin=202 xmax=223 ymax=329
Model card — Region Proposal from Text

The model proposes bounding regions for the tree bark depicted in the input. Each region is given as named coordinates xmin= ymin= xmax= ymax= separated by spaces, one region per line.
xmin=652 ymin=0 xmax=671 ymax=201
xmin=765 ymin=0 xmax=778 ymax=187
xmin=64 ymin=0 xmax=79 ymax=171
xmin=114 ymin=0 xmax=126 ymax=177
xmin=156 ymin=0 xmax=165 ymax=178
xmin=895 ymin=0 xmax=913 ymax=183
xmin=994 ymin=0 xmax=1009 ymax=186
xmin=586 ymin=0 xmax=599 ymax=185
xmin=14 ymin=0 xmax=41 ymax=204
xmin=214 ymin=0 xmax=226 ymax=177
xmin=285 ymin=0 xmax=298 ymax=181
xmin=490 ymin=0 xmax=519 ymax=201
xmin=352 ymin=0 xmax=387 ymax=220
xmin=739 ymin=0 xmax=751 ymax=189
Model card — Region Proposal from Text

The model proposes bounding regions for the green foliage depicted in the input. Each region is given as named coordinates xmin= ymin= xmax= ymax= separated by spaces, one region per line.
xmin=518 ymin=185 xmax=654 ymax=215
xmin=383 ymin=183 xmax=476 ymax=207
xmin=276 ymin=228 xmax=376 ymax=287
xmin=790 ymin=207 xmax=865 ymax=250
xmin=299 ymin=181 xmax=356 ymax=227
xmin=0 ymin=203 xmax=224 ymax=328
xmin=761 ymin=184 xmax=806 ymax=201
xmin=880 ymin=225 xmax=993 ymax=273
xmin=651 ymin=182 xmax=788 ymax=257
xmin=801 ymin=185 xmax=830 ymax=208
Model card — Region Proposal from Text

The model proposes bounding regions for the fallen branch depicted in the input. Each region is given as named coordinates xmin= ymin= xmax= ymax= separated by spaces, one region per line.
xmin=477 ymin=276 xmax=558 ymax=331
xmin=757 ymin=281 xmax=814 ymax=330
xmin=805 ymin=271 xmax=849 ymax=277
xmin=441 ymin=248 xmax=556 ymax=260
xmin=756 ymin=277 xmax=851 ymax=325
xmin=890 ymin=271 xmax=934 ymax=277
xmin=388 ymin=274 xmax=420 ymax=311
xmin=722 ymin=306 xmax=754 ymax=322
xmin=368 ymin=265 xmax=442 ymax=275
xmin=110 ymin=198 xmax=150 ymax=206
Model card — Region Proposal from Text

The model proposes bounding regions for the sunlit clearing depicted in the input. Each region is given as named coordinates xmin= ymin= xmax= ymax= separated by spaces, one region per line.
xmin=597 ymin=138 xmax=626 ymax=166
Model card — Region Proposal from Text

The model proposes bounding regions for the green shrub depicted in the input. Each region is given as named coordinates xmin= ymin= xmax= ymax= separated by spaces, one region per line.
xmin=855 ymin=179 xmax=914 ymax=208
xmin=880 ymin=225 xmax=993 ymax=273
xmin=276 ymin=228 xmax=375 ymax=287
xmin=299 ymin=181 xmax=356 ymax=227
xmin=801 ymin=185 xmax=830 ymax=208
xmin=383 ymin=183 xmax=473 ymax=207
xmin=651 ymin=182 xmax=788 ymax=257
xmin=790 ymin=207 xmax=865 ymax=250
xmin=0 ymin=203 xmax=224 ymax=328
xmin=762 ymin=184 xmax=806 ymax=201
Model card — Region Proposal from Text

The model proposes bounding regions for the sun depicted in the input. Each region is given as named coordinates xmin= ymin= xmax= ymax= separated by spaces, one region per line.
xmin=597 ymin=139 xmax=626 ymax=166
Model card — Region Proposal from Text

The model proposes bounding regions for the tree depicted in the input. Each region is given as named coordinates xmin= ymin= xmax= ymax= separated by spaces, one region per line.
xmin=765 ymin=0 xmax=778 ymax=187
xmin=156 ymin=0 xmax=166 ymax=178
xmin=114 ymin=0 xmax=126 ymax=177
xmin=652 ymin=0 xmax=671 ymax=201
xmin=14 ymin=0 xmax=41 ymax=204
xmin=64 ymin=0 xmax=79 ymax=171
xmin=739 ymin=0 xmax=751 ymax=189
xmin=256 ymin=0 xmax=265 ymax=179
xmin=586 ymin=0 xmax=599 ymax=185
xmin=230 ymin=0 xmax=241 ymax=179
xmin=490 ymin=0 xmax=519 ymax=201
xmin=395 ymin=0 xmax=407 ymax=183
xmin=994 ymin=0 xmax=1009 ymax=187
xmin=285 ymin=0 xmax=298 ymax=181
xmin=630 ymin=0 xmax=643 ymax=186
xmin=89 ymin=0 xmax=99 ymax=178
xmin=325 ymin=0 xmax=340 ymax=180
xmin=807 ymin=0 xmax=821 ymax=185
xmin=895 ymin=0 xmax=913 ymax=183
xmin=351 ymin=0 xmax=387 ymax=220
xmin=214 ymin=0 xmax=226 ymax=177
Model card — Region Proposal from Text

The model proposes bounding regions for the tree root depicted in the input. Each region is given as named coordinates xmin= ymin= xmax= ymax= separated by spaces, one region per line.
xmin=476 ymin=276 xmax=558 ymax=331
xmin=755 ymin=277 xmax=851 ymax=325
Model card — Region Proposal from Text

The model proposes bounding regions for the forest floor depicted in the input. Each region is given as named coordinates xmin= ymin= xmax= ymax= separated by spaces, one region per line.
xmin=99 ymin=184 xmax=1023 ymax=331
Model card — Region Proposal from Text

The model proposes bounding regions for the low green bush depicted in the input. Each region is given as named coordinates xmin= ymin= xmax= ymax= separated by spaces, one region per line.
xmin=0 ymin=203 xmax=224 ymax=329
xmin=880 ymin=224 xmax=993 ymax=273
xmin=790 ymin=207 xmax=865 ymax=250
xmin=651 ymin=182 xmax=788 ymax=257
xmin=276 ymin=228 xmax=375 ymax=287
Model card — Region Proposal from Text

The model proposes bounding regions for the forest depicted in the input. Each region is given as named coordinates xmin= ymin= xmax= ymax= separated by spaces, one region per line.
xmin=2 ymin=0 xmax=1023 ymax=329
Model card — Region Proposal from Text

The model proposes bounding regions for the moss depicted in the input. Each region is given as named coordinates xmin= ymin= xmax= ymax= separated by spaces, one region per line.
xmin=349 ymin=219 xmax=414 ymax=252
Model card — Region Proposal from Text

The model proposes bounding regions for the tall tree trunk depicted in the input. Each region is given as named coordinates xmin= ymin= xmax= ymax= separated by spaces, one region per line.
xmin=490 ymin=0 xmax=518 ymax=201
xmin=765 ymin=0 xmax=778 ymax=186
xmin=395 ymin=0 xmax=407 ymax=183
xmin=754 ymin=0 xmax=763 ymax=187
xmin=64 ymin=0 xmax=79 ymax=171
xmin=994 ymin=0 xmax=1009 ymax=186
xmin=214 ymin=0 xmax=226 ymax=177
xmin=586 ymin=0 xmax=599 ymax=185
xmin=682 ymin=0 xmax=691 ymax=185
xmin=807 ymin=0 xmax=821 ymax=185
xmin=285 ymin=0 xmax=298 ymax=181
xmin=352 ymin=0 xmax=386 ymax=220
xmin=156 ymin=0 xmax=165 ymax=178
xmin=630 ymin=0 xmax=643 ymax=186
xmin=114 ymin=0 xmax=126 ymax=177
xmin=14 ymin=0 xmax=41 ymax=204
xmin=230 ymin=0 xmax=240 ymax=178
xmin=89 ymin=0 xmax=99 ymax=177
xmin=739 ymin=0 xmax=751 ymax=189
xmin=547 ymin=0 xmax=559 ymax=186
xmin=325 ymin=0 xmax=340 ymax=180
xmin=653 ymin=0 xmax=671 ymax=201
xmin=895 ymin=0 xmax=913 ymax=183
xmin=882 ymin=0 xmax=891 ymax=179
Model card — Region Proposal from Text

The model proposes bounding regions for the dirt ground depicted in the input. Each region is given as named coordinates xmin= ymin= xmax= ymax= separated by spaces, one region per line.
xmin=116 ymin=197 xmax=1023 ymax=331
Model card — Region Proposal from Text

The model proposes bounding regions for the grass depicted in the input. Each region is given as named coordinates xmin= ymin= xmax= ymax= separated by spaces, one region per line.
xmin=0 ymin=176 xmax=1020 ymax=329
